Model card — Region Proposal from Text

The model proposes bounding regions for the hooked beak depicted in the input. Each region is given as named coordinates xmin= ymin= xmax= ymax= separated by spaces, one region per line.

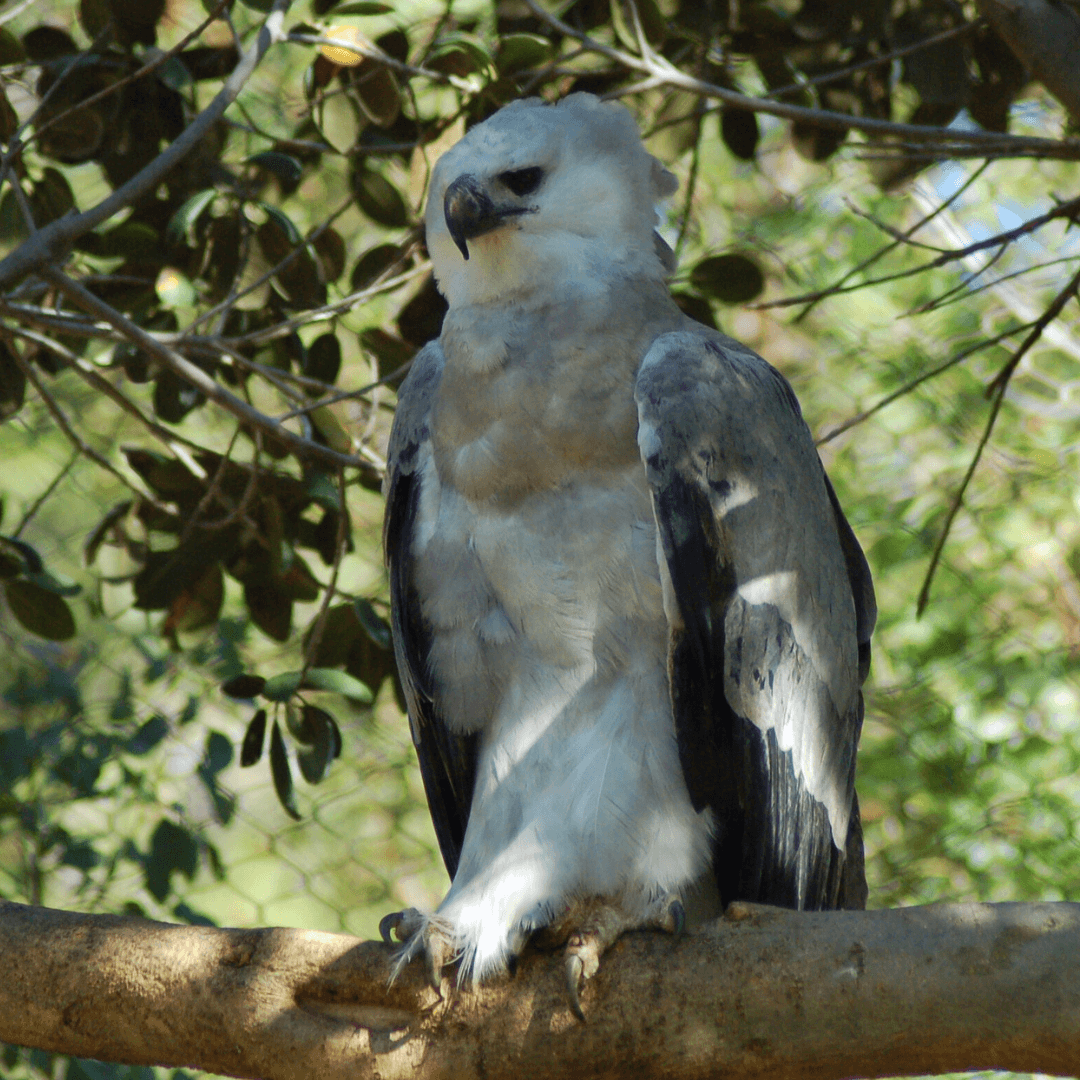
xmin=443 ymin=174 xmax=534 ymax=261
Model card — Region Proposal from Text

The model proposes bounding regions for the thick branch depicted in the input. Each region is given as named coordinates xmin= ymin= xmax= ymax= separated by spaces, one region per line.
xmin=977 ymin=0 xmax=1080 ymax=125
xmin=0 ymin=0 xmax=293 ymax=289
xmin=1 ymin=899 xmax=1079 ymax=1079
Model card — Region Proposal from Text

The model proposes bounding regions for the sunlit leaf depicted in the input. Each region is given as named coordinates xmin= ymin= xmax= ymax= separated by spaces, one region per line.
xmin=261 ymin=671 xmax=304 ymax=702
xmin=302 ymin=667 xmax=373 ymax=702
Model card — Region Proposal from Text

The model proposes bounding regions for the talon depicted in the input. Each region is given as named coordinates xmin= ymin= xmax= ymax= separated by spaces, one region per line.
xmin=565 ymin=953 xmax=586 ymax=1021
xmin=670 ymin=899 xmax=686 ymax=938
xmin=379 ymin=911 xmax=404 ymax=945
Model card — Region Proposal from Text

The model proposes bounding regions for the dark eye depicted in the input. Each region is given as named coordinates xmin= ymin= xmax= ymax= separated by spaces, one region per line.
xmin=499 ymin=167 xmax=544 ymax=197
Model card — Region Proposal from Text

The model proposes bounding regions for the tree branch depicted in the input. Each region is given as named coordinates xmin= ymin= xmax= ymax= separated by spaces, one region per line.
xmin=523 ymin=0 xmax=1080 ymax=161
xmin=0 ymin=0 xmax=294 ymax=289
xmin=2 ymin=899 xmax=1079 ymax=1079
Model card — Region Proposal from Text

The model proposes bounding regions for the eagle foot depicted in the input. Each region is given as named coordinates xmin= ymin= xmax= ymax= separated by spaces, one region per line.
xmin=380 ymin=908 xmax=453 ymax=991
xmin=560 ymin=893 xmax=685 ymax=1021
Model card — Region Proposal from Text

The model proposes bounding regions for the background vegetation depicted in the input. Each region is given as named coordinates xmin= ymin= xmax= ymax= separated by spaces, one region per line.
xmin=0 ymin=0 xmax=1078 ymax=1076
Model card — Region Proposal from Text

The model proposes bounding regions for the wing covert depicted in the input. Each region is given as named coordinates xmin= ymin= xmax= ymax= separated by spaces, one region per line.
xmin=384 ymin=341 xmax=477 ymax=879
xmin=635 ymin=330 xmax=875 ymax=910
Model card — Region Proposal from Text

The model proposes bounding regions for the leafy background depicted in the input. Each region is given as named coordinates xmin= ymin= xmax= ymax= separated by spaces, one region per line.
xmin=0 ymin=0 xmax=1078 ymax=1077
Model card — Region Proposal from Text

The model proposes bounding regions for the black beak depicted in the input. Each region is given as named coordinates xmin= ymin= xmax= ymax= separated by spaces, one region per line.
xmin=443 ymin=174 xmax=535 ymax=261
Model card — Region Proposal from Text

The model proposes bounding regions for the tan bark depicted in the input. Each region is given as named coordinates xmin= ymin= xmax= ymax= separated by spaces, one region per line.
xmin=977 ymin=0 xmax=1080 ymax=125
xmin=2 ymin=898 xmax=1079 ymax=1079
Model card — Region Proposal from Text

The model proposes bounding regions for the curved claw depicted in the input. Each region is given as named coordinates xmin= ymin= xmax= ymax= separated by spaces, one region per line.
xmin=565 ymin=953 xmax=586 ymax=1022
xmin=379 ymin=911 xmax=405 ymax=946
xmin=669 ymin=898 xmax=686 ymax=938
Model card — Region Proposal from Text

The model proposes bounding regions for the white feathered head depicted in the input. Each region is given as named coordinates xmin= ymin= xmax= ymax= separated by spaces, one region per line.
xmin=426 ymin=94 xmax=678 ymax=307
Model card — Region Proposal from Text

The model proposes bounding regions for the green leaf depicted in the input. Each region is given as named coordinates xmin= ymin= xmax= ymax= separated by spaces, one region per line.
xmin=127 ymin=715 xmax=169 ymax=755
xmin=247 ymin=151 xmax=303 ymax=186
xmin=4 ymin=579 xmax=76 ymax=640
xmin=240 ymin=708 xmax=267 ymax=766
xmin=351 ymin=167 xmax=408 ymax=228
xmin=325 ymin=1 xmax=393 ymax=13
xmin=303 ymin=470 xmax=341 ymax=511
xmin=25 ymin=566 xmax=81 ymax=597
xmin=0 ymin=338 xmax=25 ymax=421
xmin=262 ymin=671 xmax=304 ymax=702
xmin=354 ymin=597 xmax=391 ymax=649
xmin=497 ymin=33 xmax=553 ymax=74
xmin=222 ymin=673 xmax=267 ymax=699
xmin=269 ymin=720 xmax=301 ymax=819
xmin=427 ymin=32 xmax=493 ymax=77
xmin=302 ymin=667 xmax=372 ymax=702
xmin=166 ymin=189 xmax=216 ymax=246
xmin=689 ymin=253 xmax=765 ymax=304
xmin=0 ymin=27 xmax=27 ymax=65
xmin=304 ymin=332 xmax=341 ymax=390
xmin=296 ymin=704 xmax=336 ymax=783
xmin=145 ymin=819 xmax=198 ymax=902
xmin=155 ymin=266 xmax=198 ymax=309
xmin=350 ymin=242 xmax=401 ymax=291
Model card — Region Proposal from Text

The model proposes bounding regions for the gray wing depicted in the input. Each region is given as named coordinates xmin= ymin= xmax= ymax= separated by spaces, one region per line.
xmin=635 ymin=331 xmax=876 ymax=911
xmin=383 ymin=341 xmax=477 ymax=879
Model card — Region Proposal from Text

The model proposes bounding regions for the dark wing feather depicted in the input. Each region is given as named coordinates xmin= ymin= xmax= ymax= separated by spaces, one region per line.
xmin=384 ymin=342 xmax=477 ymax=879
xmin=635 ymin=331 xmax=876 ymax=911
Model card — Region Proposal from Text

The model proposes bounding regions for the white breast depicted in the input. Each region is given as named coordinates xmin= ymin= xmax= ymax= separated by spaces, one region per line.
xmin=414 ymin=456 xmax=714 ymax=980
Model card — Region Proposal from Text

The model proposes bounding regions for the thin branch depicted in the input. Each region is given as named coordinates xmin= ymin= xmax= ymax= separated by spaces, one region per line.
xmin=916 ymin=378 xmax=1009 ymax=618
xmin=816 ymin=321 xmax=1035 ymax=445
xmin=7 ymin=325 xmax=210 ymax=461
xmin=791 ymin=162 xmax=992 ymax=322
xmin=0 ymin=0 xmax=295 ymax=289
xmin=761 ymin=19 xmax=983 ymax=102
xmin=7 ymin=342 xmax=142 ymax=497
xmin=758 ymin=192 xmax=1080 ymax=310
xmin=287 ymin=32 xmax=475 ymax=92
xmin=40 ymin=268 xmax=369 ymax=474
xmin=917 ymin=264 xmax=1080 ymax=615
xmin=301 ymin=466 xmax=347 ymax=679
xmin=522 ymin=0 xmax=1080 ymax=161
xmin=12 ymin=448 xmax=79 ymax=539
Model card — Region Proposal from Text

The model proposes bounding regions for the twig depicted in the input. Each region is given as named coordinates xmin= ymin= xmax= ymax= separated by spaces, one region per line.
xmin=0 ymin=0 xmax=295 ymax=289
xmin=7 ymin=341 xmax=142 ymax=497
xmin=522 ymin=0 xmax=1080 ymax=161
xmin=40 ymin=268 xmax=369 ymax=474
xmin=816 ymin=321 xmax=1035 ymax=445
xmin=761 ymin=20 xmax=983 ymax=102
xmin=790 ymin=162 xmax=991 ymax=322
xmin=287 ymin=32 xmax=475 ymax=93
xmin=12 ymin=448 xmax=79 ymax=539
xmin=917 ymin=264 xmax=1080 ymax=615
xmin=301 ymin=467 xmax=348 ymax=679
xmin=758 ymin=193 xmax=1080 ymax=310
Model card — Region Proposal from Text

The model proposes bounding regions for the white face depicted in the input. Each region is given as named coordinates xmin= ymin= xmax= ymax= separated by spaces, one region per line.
xmin=426 ymin=94 xmax=677 ymax=308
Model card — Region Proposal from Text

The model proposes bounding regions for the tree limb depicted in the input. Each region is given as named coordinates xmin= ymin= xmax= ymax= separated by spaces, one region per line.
xmin=2 ymin=899 xmax=1079 ymax=1079
xmin=977 ymin=0 xmax=1080 ymax=125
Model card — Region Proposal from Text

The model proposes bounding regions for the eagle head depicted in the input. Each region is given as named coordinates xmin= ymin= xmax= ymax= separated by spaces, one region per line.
xmin=426 ymin=93 xmax=678 ymax=308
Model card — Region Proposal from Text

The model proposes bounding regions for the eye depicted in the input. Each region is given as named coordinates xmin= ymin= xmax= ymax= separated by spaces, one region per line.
xmin=498 ymin=167 xmax=544 ymax=197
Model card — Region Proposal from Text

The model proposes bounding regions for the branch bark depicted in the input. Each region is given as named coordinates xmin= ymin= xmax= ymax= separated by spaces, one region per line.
xmin=977 ymin=0 xmax=1080 ymax=125
xmin=2 ymin=899 xmax=1079 ymax=1079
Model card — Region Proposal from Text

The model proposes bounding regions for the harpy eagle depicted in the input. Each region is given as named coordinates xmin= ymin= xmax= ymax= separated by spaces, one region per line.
xmin=382 ymin=93 xmax=876 ymax=1013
